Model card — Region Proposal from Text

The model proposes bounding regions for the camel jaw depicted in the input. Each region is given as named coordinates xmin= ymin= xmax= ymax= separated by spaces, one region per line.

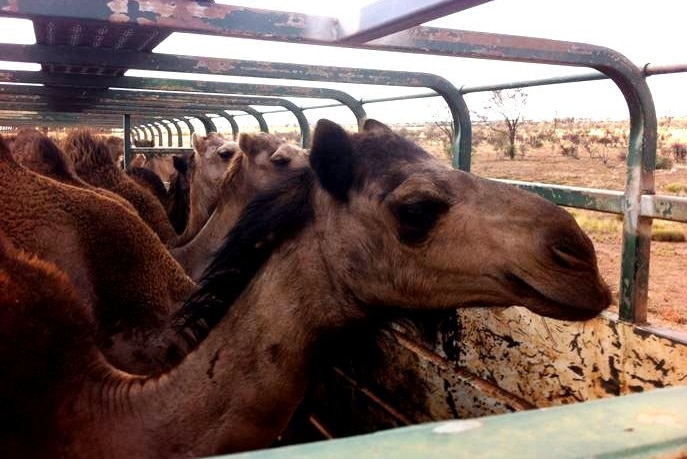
xmin=503 ymin=271 xmax=611 ymax=321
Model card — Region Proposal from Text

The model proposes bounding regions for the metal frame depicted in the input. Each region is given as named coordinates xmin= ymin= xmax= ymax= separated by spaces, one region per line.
xmin=0 ymin=0 xmax=684 ymax=328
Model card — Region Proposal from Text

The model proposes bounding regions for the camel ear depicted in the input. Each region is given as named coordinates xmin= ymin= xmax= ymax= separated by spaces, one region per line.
xmin=191 ymin=132 xmax=205 ymax=153
xmin=363 ymin=118 xmax=392 ymax=133
xmin=238 ymin=132 xmax=254 ymax=156
xmin=310 ymin=119 xmax=353 ymax=202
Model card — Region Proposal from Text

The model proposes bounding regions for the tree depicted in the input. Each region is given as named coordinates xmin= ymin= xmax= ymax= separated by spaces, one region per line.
xmin=478 ymin=89 xmax=528 ymax=159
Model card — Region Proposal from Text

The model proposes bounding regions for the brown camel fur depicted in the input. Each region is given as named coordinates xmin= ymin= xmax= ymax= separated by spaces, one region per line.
xmin=172 ymin=133 xmax=309 ymax=281
xmin=127 ymin=166 xmax=169 ymax=210
xmin=166 ymin=154 xmax=191 ymax=234
xmin=171 ymin=131 xmax=239 ymax=246
xmin=0 ymin=133 xmax=194 ymax=374
xmin=11 ymin=129 xmax=136 ymax=212
xmin=0 ymin=119 xmax=610 ymax=458
xmin=62 ymin=129 xmax=177 ymax=243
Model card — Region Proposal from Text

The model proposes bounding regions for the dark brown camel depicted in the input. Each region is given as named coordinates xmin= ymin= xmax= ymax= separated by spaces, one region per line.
xmin=167 ymin=154 xmax=191 ymax=234
xmin=171 ymin=132 xmax=239 ymax=246
xmin=127 ymin=166 xmax=170 ymax=210
xmin=0 ymin=133 xmax=194 ymax=373
xmin=171 ymin=133 xmax=308 ymax=281
xmin=10 ymin=129 xmax=136 ymax=212
xmin=0 ymin=119 xmax=610 ymax=458
xmin=62 ymin=129 xmax=177 ymax=243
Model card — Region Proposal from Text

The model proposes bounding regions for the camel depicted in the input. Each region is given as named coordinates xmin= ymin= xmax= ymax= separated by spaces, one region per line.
xmin=0 ymin=119 xmax=610 ymax=458
xmin=0 ymin=132 xmax=194 ymax=373
xmin=127 ymin=166 xmax=169 ymax=210
xmin=166 ymin=154 xmax=191 ymax=234
xmin=61 ymin=129 xmax=177 ymax=243
xmin=171 ymin=133 xmax=309 ymax=281
xmin=10 ymin=129 xmax=137 ymax=212
xmin=171 ymin=132 xmax=240 ymax=246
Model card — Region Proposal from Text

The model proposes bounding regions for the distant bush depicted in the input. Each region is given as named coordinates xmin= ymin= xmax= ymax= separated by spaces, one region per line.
xmin=665 ymin=183 xmax=687 ymax=195
xmin=672 ymin=142 xmax=687 ymax=162
xmin=656 ymin=156 xmax=674 ymax=170
xmin=652 ymin=229 xmax=686 ymax=243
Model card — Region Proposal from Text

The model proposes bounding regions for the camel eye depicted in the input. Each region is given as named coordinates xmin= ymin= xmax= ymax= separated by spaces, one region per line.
xmin=393 ymin=198 xmax=449 ymax=245
xmin=216 ymin=148 xmax=235 ymax=161
xmin=270 ymin=155 xmax=291 ymax=166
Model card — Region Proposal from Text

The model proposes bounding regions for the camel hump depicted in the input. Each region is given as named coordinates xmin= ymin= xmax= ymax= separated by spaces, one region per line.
xmin=62 ymin=129 xmax=114 ymax=169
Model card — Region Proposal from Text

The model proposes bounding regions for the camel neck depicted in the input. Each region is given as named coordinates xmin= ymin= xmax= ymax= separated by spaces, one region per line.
xmin=78 ymin=235 xmax=349 ymax=457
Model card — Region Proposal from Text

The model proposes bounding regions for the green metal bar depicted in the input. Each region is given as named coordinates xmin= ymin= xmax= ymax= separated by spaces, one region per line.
xmin=0 ymin=70 xmax=368 ymax=130
xmin=213 ymin=112 xmax=239 ymax=141
xmin=155 ymin=120 xmax=173 ymax=147
xmin=495 ymin=180 xmax=625 ymax=215
xmin=239 ymin=106 xmax=269 ymax=133
xmin=149 ymin=122 xmax=163 ymax=147
xmin=122 ymin=114 xmax=132 ymax=169
xmin=195 ymin=114 xmax=217 ymax=134
xmin=222 ymin=387 xmax=687 ymax=459
xmin=161 ymin=119 xmax=183 ymax=148
xmin=177 ymin=117 xmax=195 ymax=146
xmin=0 ymin=44 xmax=468 ymax=170
xmin=131 ymin=147 xmax=193 ymax=156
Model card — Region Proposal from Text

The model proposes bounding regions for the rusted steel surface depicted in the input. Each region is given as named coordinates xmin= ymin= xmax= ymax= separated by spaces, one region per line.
xmin=0 ymin=0 xmax=338 ymax=43
xmin=0 ymin=43 xmax=470 ymax=170
xmin=0 ymin=70 xmax=368 ymax=128
xmin=336 ymin=0 xmax=493 ymax=44
xmin=454 ymin=308 xmax=687 ymax=405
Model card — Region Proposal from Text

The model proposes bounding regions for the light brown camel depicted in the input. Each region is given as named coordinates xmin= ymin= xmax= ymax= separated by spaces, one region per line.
xmin=0 ymin=133 xmax=194 ymax=373
xmin=171 ymin=133 xmax=309 ymax=281
xmin=171 ymin=131 xmax=239 ymax=246
xmin=0 ymin=119 xmax=610 ymax=458
xmin=61 ymin=129 xmax=177 ymax=243
xmin=10 ymin=129 xmax=137 ymax=212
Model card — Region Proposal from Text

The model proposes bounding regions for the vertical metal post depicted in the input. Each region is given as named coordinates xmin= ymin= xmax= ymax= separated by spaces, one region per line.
xmin=122 ymin=114 xmax=132 ymax=169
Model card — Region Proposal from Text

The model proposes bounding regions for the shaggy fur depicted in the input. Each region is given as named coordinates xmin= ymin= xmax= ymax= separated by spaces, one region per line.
xmin=127 ymin=166 xmax=169 ymax=209
xmin=62 ymin=130 xmax=176 ymax=243
xmin=167 ymin=155 xmax=191 ymax=234
xmin=0 ymin=134 xmax=194 ymax=373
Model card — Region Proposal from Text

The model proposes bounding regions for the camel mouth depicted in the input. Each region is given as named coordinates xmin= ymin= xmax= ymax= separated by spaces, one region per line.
xmin=504 ymin=271 xmax=607 ymax=321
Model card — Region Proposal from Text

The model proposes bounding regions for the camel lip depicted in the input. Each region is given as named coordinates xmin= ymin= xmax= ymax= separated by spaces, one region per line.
xmin=504 ymin=271 xmax=606 ymax=321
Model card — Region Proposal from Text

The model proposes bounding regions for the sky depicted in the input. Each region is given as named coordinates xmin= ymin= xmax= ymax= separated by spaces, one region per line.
xmin=0 ymin=0 xmax=685 ymax=130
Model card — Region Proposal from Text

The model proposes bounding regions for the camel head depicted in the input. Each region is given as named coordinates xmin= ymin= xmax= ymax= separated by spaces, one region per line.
xmin=235 ymin=132 xmax=309 ymax=192
xmin=190 ymin=131 xmax=238 ymax=191
xmin=309 ymin=119 xmax=611 ymax=321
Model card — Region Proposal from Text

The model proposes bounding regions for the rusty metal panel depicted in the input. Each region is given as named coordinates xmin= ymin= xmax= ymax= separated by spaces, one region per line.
xmin=456 ymin=308 xmax=687 ymax=405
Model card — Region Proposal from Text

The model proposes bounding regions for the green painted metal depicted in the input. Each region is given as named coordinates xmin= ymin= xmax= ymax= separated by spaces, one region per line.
xmin=495 ymin=180 xmax=625 ymax=215
xmin=195 ymin=114 xmax=217 ymax=134
xmin=238 ymin=106 xmax=268 ymax=133
xmin=122 ymin=114 xmax=132 ymax=168
xmin=337 ymin=0 xmax=493 ymax=44
xmin=223 ymin=386 xmax=687 ymax=459
xmin=154 ymin=121 xmax=173 ymax=147
xmin=0 ymin=70 xmax=368 ymax=130
xmin=161 ymin=118 xmax=183 ymax=148
xmin=0 ymin=43 xmax=470 ymax=171
xmin=213 ymin=112 xmax=239 ymax=141
xmin=148 ymin=122 xmax=163 ymax=147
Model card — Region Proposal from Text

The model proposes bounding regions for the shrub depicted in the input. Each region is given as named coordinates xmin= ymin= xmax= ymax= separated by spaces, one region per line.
xmin=652 ymin=229 xmax=686 ymax=242
xmin=672 ymin=142 xmax=687 ymax=162
xmin=665 ymin=183 xmax=687 ymax=195
xmin=656 ymin=156 xmax=674 ymax=170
